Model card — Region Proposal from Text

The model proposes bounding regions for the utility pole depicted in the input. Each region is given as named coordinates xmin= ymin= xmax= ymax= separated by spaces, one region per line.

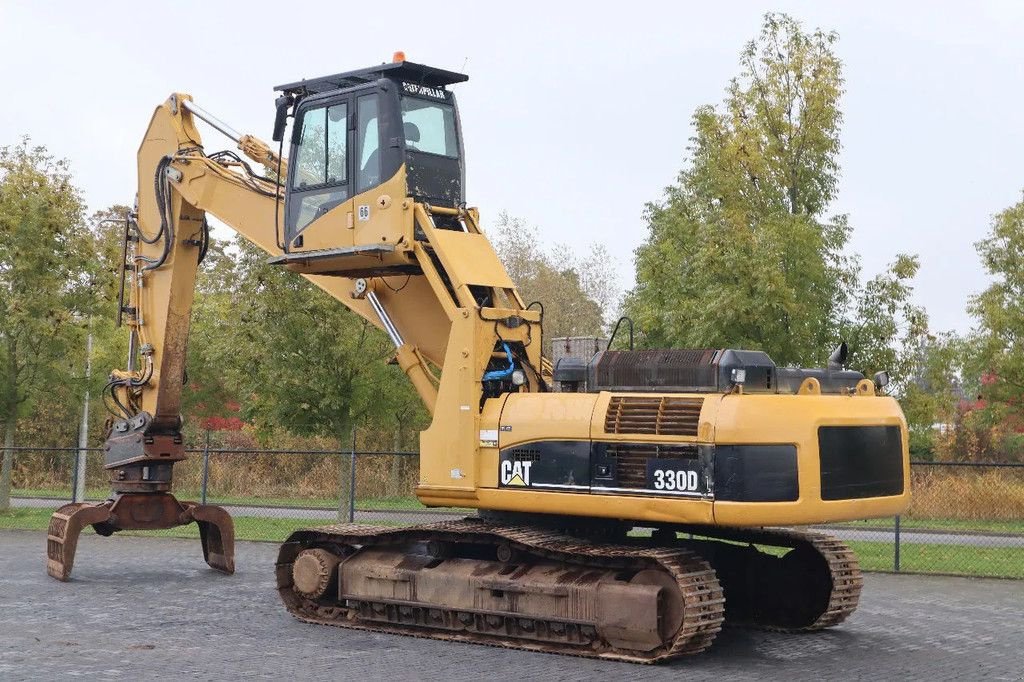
xmin=74 ymin=328 xmax=93 ymax=502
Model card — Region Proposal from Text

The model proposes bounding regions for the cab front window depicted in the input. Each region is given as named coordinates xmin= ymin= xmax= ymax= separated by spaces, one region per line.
xmin=400 ymin=97 xmax=458 ymax=158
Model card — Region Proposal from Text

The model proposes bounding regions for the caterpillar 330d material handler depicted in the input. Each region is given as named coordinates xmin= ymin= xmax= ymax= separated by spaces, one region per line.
xmin=48 ymin=55 xmax=910 ymax=663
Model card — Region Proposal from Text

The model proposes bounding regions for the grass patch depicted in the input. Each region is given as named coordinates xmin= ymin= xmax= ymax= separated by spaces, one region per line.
xmin=848 ymin=540 xmax=1024 ymax=579
xmin=4 ymin=509 xmax=1021 ymax=579
xmin=835 ymin=517 xmax=1024 ymax=535
xmin=0 ymin=508 xmax=52 ymax=532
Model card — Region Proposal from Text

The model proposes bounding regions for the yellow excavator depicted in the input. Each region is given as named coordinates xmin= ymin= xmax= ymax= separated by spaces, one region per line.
xmin=47 ymin=55 xmax=909 ymax=663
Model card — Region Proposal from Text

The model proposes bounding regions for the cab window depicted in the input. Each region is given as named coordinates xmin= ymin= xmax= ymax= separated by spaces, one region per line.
xmin=400 ymin=97 xmax=458 ymax=157
xmin=293 ymin=103 xmax=348 ymax=189
xmin=356 ymin=95 xmax=380 ymax=192
xmin=289 ymin=102 xmax=349 ymax=234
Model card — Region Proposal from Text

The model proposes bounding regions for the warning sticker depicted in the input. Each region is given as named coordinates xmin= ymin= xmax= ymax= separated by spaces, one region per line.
xmin=479 ymin=429 xmax=499 ymax=447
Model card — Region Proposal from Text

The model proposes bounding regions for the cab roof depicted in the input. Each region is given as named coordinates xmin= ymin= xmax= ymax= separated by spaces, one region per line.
xmin=275 ymin=61 xmax=468 ymax=97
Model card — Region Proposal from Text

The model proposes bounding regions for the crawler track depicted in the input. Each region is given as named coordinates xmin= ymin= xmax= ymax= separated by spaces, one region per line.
xmin=276 ymin=518 xmax=725 ymax=663
xmin=672 ymin=526 xmax=863 ymax=632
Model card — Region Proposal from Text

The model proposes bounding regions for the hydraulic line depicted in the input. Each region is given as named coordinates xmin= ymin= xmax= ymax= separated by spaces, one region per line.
xmin=482 ymin=342 xmax=515 ymax=381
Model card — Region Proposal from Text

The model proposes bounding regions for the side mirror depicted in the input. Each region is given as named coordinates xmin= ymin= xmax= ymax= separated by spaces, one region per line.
xmin=272 ymin=95 xmax=291 ymax=142
xmin=873 ymin=370 xmax=891 ymax=391
xmin=827 ymin=342 xmax=849 ymax=371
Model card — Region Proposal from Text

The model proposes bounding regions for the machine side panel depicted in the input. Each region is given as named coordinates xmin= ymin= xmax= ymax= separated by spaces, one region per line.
xmin=498 ymin=393 xmax=599 ymax=449
xmin=819 ymin=425 xmax=905 ymax=500
xmin=713 ymin=445 xmax=799 ymax=502
xmin=428 ymin=229 xmax=515 ymax=289
xmin=712 ymin=394 xmax=911 ymax=526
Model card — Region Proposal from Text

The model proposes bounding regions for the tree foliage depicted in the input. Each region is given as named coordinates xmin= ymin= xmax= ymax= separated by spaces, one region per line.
xmin=626 ymin=13 xmax=923 ymax=373
xmin=0 ymin=139 xmax=96 ymax=507
xmin=202 ymin=237 xmax=425 ymax=444
xmin=968 ymin=192 xmax=1024 ymax=415
xmin=492 ymin=212 xmax=616 ymax=343
xmin=839 ymin=254 xmax=928 ymax=378
xmin=899 ymin=333 xmax=965 ymax=458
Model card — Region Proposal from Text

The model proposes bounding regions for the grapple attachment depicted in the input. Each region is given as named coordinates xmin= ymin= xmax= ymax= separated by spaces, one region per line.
xmin=46 ymin=413 xmax=234 ymax=581
xmin=46 ymin=493 xmax=235 ymax=581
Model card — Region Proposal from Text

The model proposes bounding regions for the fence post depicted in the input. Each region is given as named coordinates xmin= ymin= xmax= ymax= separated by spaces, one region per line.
xmin=74 ymin=328 xmax=93 ymax=503
xmin=70 ymin=449 xmax=79 ymax=503
xmin=201 ymin=430 xmax=211 ymax=505
xmin=349 ymin=429 xmax=357 ymax=523
xmin=337 ymin=432 xmax=350 ymax=523
xmin=894 ymin=515 xmax=901 ymax=572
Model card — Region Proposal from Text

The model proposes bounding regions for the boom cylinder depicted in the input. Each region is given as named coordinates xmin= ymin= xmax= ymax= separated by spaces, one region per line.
xmin=181 ymin=99 xmax=242 ymax=142
xmin=367 ymin=291 xmax=404 ymax=346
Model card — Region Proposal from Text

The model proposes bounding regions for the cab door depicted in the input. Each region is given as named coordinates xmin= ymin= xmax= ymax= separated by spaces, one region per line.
xmin=285 ymin=96 xmax=354 ymax=249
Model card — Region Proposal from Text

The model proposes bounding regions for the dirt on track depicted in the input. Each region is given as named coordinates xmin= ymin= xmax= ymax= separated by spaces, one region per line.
xmin=1 ymin=529 xmax=1022 ymax=681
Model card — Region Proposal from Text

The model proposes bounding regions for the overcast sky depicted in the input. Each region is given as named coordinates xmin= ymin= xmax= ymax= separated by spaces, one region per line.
xmin=2 ymin=0 xmax=1022 ymax=335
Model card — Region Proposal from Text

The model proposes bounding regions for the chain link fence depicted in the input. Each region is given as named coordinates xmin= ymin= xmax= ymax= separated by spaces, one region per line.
xmin=2 ymin=444 xmax=1021 ymax=578
xmin=822 ymin=461 xmax=1024 ymax=579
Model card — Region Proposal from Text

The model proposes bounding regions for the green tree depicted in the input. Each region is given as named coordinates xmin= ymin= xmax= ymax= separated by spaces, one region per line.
xmin=626 ymin=13 xmax=923 ymax=373
xmin=216 ymin=238 xmax=414 ymax=443
xmin=968 ymin=191 xmax=1024 ymax=423
xmin=840 ymin=254 xmax=928 ymax=377
xmin=84 ymin=206 xmax=134 ymax=433
xmin=899 ymin=333 xmax=964 ymax=458
xmin=0 ymin=139 xmax=95 ymax=509
xmin=213 ymin=238 xmax=427 ymax=514
xmin=492 ymin=212 xmax=616 ymax=343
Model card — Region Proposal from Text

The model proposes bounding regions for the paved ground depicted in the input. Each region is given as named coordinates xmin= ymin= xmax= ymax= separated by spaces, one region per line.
xmin=1 ymin=530 xmax=1022 ymax=680
xmin=13 ymin=496 xmax=1024 ymax=546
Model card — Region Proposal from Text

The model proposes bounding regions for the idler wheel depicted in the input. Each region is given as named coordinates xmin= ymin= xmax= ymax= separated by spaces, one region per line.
xmin=292 ymin=548 xmax=340 ymax=599
xmin=631 ymin=569 xmax=684 ymax=641
xmin=595 ymin=569 xmax=686 ymax=652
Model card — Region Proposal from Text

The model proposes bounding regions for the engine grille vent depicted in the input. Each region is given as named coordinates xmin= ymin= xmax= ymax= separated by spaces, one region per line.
xmin=604 ymin=396 xmax=704 ymax=437
xmin=592 ymin=349 xmax=718 ymax=391
xmin=504 ymin=446 xmax=541 ymax=462
xmin=605 ymin=443 xmax=699 ymax=488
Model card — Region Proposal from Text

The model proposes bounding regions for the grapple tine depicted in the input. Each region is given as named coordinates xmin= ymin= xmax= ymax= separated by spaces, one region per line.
xmin=46 ymin=502 xmax=114 ymax=582
xmin=187 ymin=503 xmax=236 ymax=574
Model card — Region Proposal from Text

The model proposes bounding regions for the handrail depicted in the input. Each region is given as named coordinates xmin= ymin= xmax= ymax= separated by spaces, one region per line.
xmin=606 ymin=316 xmax=635 ymax=351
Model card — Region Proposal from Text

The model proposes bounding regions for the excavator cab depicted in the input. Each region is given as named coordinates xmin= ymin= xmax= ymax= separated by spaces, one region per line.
xmin=272 ymin=59 xmax=468 ymax=256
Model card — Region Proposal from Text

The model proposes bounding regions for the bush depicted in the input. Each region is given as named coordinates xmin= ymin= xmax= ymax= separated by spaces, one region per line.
xmin=1000 ymin=433 xmax=1024 ymax=463
xmin=908 ymin=468 xmax=1024 ymax=521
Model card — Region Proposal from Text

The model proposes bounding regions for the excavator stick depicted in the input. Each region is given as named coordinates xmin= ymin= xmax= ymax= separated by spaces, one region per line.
xmin=46 ymin=493 xmax=235 ymax=581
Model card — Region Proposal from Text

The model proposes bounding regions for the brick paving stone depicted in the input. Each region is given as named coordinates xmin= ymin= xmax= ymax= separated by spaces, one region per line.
xmin=1 ymin=529 xmax=1021 ymax=681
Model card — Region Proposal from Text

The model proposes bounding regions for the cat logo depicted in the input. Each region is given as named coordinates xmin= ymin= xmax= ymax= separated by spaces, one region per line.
xmin=500 ymin=460 xmax=532 ymax=487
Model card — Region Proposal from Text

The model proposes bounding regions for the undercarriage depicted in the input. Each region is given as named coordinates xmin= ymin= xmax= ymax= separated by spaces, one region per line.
xmin=275 ymin=515 xmax=861 ymax=663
